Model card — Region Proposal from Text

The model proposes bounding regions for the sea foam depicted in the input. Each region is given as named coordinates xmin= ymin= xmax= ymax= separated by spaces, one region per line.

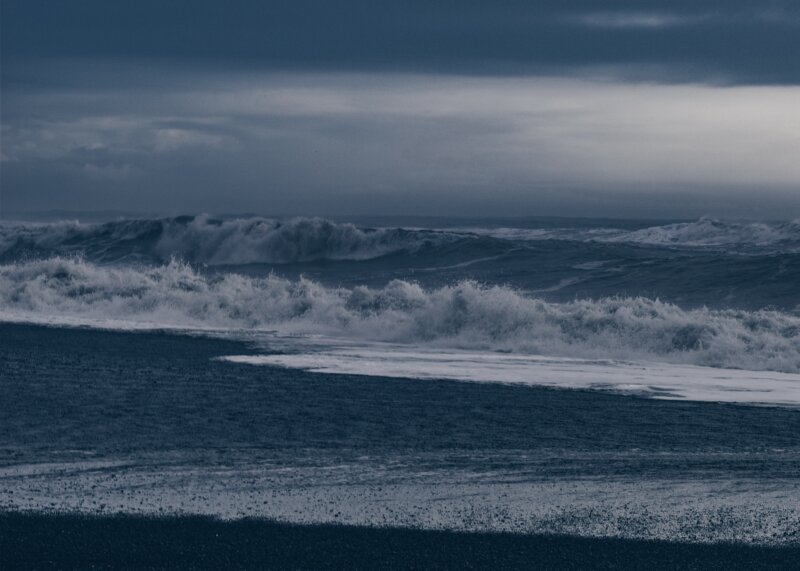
xmin=2 ymin=256 xmax=799 ymax=373
xmin=604 ymin=217 xmax=800 ymax=251
xmin=452 ymin=217 xmax=800 ymax=253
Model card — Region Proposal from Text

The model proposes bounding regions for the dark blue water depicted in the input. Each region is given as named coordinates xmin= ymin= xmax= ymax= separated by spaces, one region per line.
xmin=4 ymin=323 xmax=799 ymax=456
xmin=2 ymin=323 xmax=799 ymax=546
xmin=2 ymin=216 xmax=800 ymax=547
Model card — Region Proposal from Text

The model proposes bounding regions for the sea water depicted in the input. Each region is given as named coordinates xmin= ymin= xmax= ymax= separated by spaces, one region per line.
xmin=1 ymin=214 xmax=799 ymax=544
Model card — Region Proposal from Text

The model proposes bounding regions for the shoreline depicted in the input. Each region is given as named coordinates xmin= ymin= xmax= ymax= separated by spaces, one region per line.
xmin=3 ymin=323 xmax=800 ymax=562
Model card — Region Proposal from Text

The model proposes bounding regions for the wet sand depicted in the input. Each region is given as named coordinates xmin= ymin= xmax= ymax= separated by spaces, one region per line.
xmin=2 ymin=512 xmax=799 ymax=570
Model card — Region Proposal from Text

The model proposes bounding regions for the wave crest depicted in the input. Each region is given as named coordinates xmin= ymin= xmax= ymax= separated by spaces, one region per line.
xmin=3 ymin=216 xmax=799 ymax=267
xmin=2 ymin=257 xmax=799 ymax=373
xmin=0 ymin=216 xmax=458 ymax=264
xmin=455 ymin=217 xmax=800 ymax=252
xmin=603 ymin=217 xmax=800 ymax=251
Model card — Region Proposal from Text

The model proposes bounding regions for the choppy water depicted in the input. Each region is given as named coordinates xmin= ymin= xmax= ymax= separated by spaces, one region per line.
xmin=2 ymin=215 xmax=799 ymax=546
xmin=1 ymin=215 xmax=799 ymax=374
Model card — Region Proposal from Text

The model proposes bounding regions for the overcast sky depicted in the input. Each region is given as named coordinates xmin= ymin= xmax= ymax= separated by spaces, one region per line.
xmin=2 ymin=1 xmax=799 ymax=219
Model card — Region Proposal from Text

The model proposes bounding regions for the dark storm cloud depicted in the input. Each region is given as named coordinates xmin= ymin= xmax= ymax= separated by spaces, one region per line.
xmin=2 ymin=0 xmax=800 ymax=83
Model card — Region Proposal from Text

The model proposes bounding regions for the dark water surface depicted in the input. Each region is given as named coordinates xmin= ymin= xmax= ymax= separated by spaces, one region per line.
xmin=2 ymin=323 xmax=799 ymax=457
xmin=2 ymin=323 xmax=800 ymax=566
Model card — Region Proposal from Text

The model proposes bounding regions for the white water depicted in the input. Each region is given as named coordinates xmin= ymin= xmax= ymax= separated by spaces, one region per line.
xmin=2 ymin=256 xmax=800 ymax=375
xmin=450 ymin=217 xmax=800 ymax=253
xmin=222 ymin=341 xmax=800 ymax=405
xmin=3 ymin=255 xmax=799 ymax=405
xmin=3 ymin=450 xmax=797 ymax=545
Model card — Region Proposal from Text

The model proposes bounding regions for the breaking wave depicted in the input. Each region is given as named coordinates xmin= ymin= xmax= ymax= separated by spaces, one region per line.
xmin=0 ymin=215 xmax=462 ymax=265
xmin=2 ymin=216 xmax=799 ymax=269
xmin=603 ymin=217 xmax=800 ymax=252
xmin=2 ymin=257 xmax=799 ymax=373
xmin=452 ymin=217 xmax=800 ymax=253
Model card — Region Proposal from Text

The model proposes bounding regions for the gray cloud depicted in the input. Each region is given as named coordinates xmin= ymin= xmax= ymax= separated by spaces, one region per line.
xmin=2 ymin=69 xmax=799 ymax=218
xmin=2 ymin=2 xmax=799 ymax=219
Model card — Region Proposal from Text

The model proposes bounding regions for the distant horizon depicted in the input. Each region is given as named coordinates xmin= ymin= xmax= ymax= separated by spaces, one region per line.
xmin=3 ymin=207 xmax=796 ymax=225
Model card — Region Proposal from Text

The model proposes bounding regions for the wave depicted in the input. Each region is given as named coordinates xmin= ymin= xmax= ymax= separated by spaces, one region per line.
xmin=2 ymin=257 xmax=799 ymax=373
xmin=0 ymin=215 xmax=463 ymax=265
xmin=603 ymin=217 xmax=800 ymax=251
xmin=450 ymin=217 xmax=800 ymax=253
xmin=2 ymin=216 xmax=798 ymax=269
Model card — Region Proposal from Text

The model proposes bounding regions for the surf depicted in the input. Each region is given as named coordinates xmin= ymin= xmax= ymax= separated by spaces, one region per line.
xmin=2 ymin=255 xmax=799 ymax=374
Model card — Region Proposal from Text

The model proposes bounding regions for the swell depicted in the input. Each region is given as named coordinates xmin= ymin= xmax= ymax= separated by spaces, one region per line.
xmin=2 ymin=257 xmax=799 ymax=374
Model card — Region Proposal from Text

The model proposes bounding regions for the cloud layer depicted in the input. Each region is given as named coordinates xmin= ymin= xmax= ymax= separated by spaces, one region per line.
xmin=3 ymin=1 xmax=800 ymax=83
xmin=3 ymin=69 xmax=799 ymax=217
xmin=2 ymin=1 xmax=799 ymax=218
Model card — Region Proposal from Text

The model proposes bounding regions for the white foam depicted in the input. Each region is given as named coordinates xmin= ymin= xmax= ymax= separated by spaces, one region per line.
xmin=221 ymin=342 xmax=800 ymax=406
xmin=2 ymin=256 xmax=800 ymax=374
xmin=3 ymin=449 xmax=798 ymax=545
xmin=602 ymin=217 xmax=800 ymax=252
xmin=448 ymin=218 xmax=800 ymax=253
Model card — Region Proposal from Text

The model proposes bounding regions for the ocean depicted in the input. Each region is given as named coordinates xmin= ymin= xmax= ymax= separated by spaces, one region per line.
xmin=1 ymin=214 xmax=799 ymax=564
